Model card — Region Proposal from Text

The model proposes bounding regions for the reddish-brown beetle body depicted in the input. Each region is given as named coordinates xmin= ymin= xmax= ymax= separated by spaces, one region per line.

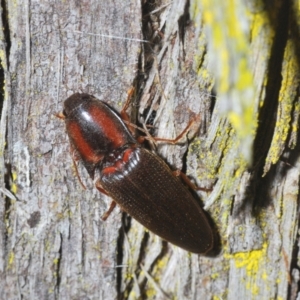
xmin=63 ymin=93 xmax=214 ymax=254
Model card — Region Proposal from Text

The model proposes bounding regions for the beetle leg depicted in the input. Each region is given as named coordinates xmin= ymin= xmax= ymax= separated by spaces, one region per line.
xmin=95 ymin=180 xmax=109 ymax=196
xmin=120 ymin=87 xmax=136 ymax=135
xmin=101 ymin=201 xmax=117 ymax=221
xmin=173 ymin=170 xmax=212 ymax=192
xmin=154 ymin=119 xmax=195 ymax=144
xmin=140 ymin=118 xmax=196 ymax=145
xmin=120 ymin=87 xmax=195 ymax=145
xmin=94 ymin=180 xmax=118 ymax=220
xmin=120 ymin=87 xmax=135 ymax=120
xmin=72 ymin=158 xmax=87 ymax=190
xmin=70 ymin=146 xmax=86 ymax=189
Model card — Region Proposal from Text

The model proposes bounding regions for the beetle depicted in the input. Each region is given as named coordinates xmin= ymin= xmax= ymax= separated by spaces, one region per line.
xmin=60 ymin=92 xmax=214 ymax=254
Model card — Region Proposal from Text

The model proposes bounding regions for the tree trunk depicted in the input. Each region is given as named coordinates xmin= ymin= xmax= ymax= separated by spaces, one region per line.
xmin=0 ymin=0 xmax=299 ymax=299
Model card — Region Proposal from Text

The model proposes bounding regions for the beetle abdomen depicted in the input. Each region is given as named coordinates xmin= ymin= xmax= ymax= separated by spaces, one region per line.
xmin=100 ymin=147 xmax=213 ymax=254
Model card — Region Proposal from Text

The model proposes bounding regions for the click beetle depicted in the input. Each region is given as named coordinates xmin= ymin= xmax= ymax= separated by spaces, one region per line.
xmin=60 ymin=92 xmax=214 ymax=254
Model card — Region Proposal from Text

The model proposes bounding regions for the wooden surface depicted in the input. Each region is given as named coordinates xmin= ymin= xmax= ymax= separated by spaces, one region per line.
xmin=0 ymin=0 xmax=299 ymax=299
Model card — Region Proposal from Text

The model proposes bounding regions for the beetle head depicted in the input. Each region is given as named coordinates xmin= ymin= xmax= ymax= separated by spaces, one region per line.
xmin=63 ymin=93 xmax=93 ymax=118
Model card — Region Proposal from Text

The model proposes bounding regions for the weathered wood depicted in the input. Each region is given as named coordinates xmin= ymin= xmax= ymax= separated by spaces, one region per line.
xmin=0 ymin=0 xmax=299 ymax=299
xmin=1 ymin=1 xmax=141 ymax=299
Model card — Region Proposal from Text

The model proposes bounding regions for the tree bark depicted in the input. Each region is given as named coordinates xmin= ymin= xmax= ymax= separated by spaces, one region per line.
xmin=0 ymin=0 xmax=299 ymax=299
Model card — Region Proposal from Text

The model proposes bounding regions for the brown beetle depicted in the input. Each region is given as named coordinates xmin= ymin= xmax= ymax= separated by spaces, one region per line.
xmin=60 ymin=92 xmax=214 ymax=254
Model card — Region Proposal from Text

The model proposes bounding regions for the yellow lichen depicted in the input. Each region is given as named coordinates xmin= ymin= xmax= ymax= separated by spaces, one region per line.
xmin=222 ymin=242 xmax=269 ymax=295
xmin=7 ymin=251 xmax=15 ymax=269
xmin=264 ymin=39 xmax=300 ymax=173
